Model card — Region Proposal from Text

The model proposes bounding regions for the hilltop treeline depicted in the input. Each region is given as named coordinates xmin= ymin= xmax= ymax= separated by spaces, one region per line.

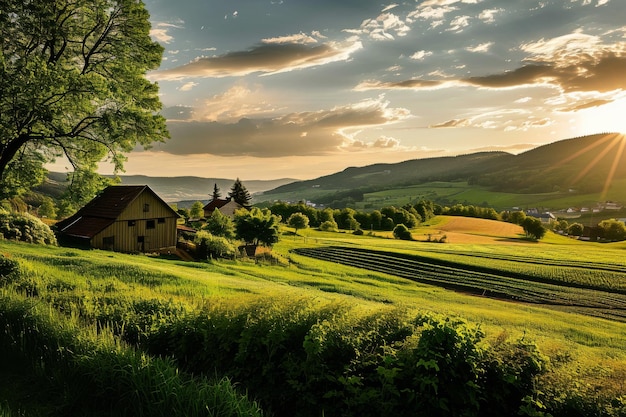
xmin=269 ymin=200 xmax=502 ymax=232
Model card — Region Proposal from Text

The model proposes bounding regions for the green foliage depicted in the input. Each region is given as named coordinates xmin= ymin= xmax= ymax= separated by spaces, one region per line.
xmin=211 ymin=183 xmax=222 ymax=200
xmin=509 ymin=210 xmax=527 ymax=225
xmin=203 ymin=208 xmax=235 ymax=238
xmin=189 ymin=200 xmax=205 ymax=219
xmin=522 ymin=217 xmax=547 ymax=240
xmin=194 ymin=231 xmax=237 ymax=260
xmin=0 ymin=211 xmax=56 ymax=245
xmin=0 ymin=154 xmax=47 ymax=199
xmin=287 ymin=212 xmax=310 ymax=234
xmin=234 ymin=207 xmax=280 ymax=247
xmin=145 ymin=302 xmax=553 ymax=417
xmin=0 ymin=297 xmax=263 ymax=417
xmin=59 ymin=169 xmax=118 ymax=216
xmin=0 ymin=0 xmax=168 ymax=197
xmin=229 ymin=179 xmax=252 ymax=207
xmin=598 ymin=219 xmax=626 ymax=241
xmin=443 ymin=203 xmax=500 ymax=221
xmin=393 ymin=223 xmax=412 ymax=240
xmin=319 ymin=220 xmax=339 ymax=232
xmin=37 ymin=196 xmax=57 ymax=219
xmin=567 ymin=222 xmax=584 ymax=236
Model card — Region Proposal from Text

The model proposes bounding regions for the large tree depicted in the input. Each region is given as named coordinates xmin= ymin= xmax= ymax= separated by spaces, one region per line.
xmin=234 ymin=207 xmax=280 ymax=247
xmin=0 ymin=0 xmax=168 ymax=198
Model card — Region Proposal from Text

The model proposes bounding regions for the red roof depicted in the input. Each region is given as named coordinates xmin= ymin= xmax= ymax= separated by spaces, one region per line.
xmin=56 ymin=185 xmax=176 ymax=239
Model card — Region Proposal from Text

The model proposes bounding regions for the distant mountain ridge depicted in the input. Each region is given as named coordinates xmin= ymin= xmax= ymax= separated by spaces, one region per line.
xmin=261 ymin=133 xmax=626 ymax=204
xmin=42 ymin=172 xmax=297 ymax=203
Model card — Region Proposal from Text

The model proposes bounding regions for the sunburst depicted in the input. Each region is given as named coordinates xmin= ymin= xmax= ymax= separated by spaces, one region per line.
xmin=543 ymin=133 xmax=626 ymax=200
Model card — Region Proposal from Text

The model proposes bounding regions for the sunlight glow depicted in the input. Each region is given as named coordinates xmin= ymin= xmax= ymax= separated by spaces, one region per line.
xmin=578 ymin=98 xmax=626 ymax=135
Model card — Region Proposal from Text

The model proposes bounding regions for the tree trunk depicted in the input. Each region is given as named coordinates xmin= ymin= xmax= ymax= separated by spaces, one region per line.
xmin=0 ymin=134 xmax=31 ymax=180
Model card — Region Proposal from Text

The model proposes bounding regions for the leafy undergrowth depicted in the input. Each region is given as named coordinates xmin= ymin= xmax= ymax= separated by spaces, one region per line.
xmin=0 ymin=239 xmax=625 ymax=416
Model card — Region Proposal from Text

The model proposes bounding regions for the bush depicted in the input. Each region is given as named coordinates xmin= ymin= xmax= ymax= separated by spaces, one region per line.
xmin=319 ymin=220 xmax=338 ymax=232
xmin=352 ymin=228 xmax=364 ymax=235
xmin=144 ymin=302 xmax=553 ymax=417
xmin=194 ymin=231 xmax=236 ymax=259
xmin=392 ymin=223 xmax=412 ymax=240
xmin=0 ymin=211 xmax=57 ymax=244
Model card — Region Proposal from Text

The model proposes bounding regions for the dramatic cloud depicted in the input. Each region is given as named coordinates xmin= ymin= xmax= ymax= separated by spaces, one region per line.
xmin=150 ymin=40 xmax=363 ymax=80
xmin=151 ymin=99 xmax=410 ymax=158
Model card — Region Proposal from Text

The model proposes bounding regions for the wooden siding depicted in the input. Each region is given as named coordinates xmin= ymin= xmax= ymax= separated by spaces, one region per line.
xmin=91 ymin=192 xmax=178 ymax=252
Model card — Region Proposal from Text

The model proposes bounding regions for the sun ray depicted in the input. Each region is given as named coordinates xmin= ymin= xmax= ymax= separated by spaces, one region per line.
xmin=569 ymin=135 xmax=620 ymax=185
xmin=544 ymin=133 xmax=618 ymax=174
xmin=600 ymin=134 xmax=626 ymax=201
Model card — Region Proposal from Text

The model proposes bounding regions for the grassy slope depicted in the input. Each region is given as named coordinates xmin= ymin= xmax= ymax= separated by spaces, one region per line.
xmin=1 ymin=216 xmax=625 ymax=397
xmin=353 ymin=179 xmax=626 ymax=212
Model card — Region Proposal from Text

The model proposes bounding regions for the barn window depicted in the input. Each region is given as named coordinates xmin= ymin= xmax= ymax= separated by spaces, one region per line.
xmin=103 ymin=236 xmax=114 ymax=246
xmin=146 ymin=220 xmax=156 ymax=229
xmin=158 ymin=218 xmax=165 ymax=224
xmin=143 ymin=203 xmax=150 ymax=212
xmin=128 ymin=220 xmax=136 ymax=227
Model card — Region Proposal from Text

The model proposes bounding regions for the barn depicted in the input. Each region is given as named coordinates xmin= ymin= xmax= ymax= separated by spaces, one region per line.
xmin=55 ymin=185 xmax=179 ymax=252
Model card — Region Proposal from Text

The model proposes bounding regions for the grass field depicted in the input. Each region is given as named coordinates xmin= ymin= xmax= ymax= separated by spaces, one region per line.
xmin=351 ymin=180 xmax=626 ymax=214
xmin=1 ymin=215 xmax=626 ymax=415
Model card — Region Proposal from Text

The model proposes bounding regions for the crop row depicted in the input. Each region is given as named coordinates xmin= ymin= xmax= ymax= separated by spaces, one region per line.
xmin=409 ymin=247 xmax=626 ymax=293
xmin=291 ymin=246 xmax=626 ymax=321
xmin=417 ymin=246 xmax=626 ymax=274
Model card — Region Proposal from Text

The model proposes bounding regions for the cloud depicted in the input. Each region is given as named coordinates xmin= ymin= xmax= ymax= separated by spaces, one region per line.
xmin=410 ymin=50 xmax=433 ymax=60
xmin=150 ymin=40 xmax=362 ymax=80
xmin=359 ymin=12 xmax=411 ymax=40
xmin=179 ymin=82 xmax=198 ymax=91
xmin=559 ymin=99 xmax=614 ymax=112
xmin=478 ymin=8 xmax=502 ymax=23
xmin=262 ymin=32 xmax=320 ymax=44
xmin=354 ymin=78 xmax=454 ymax=91
xmin=465 ymin=42 xmax=494 ymax=53
xmin=466 ymin=52 xmax=626 ymax=92
xmin=150 ymin=99 xmax=411 ymax=158
xmin=447 ymin=15 xmax=471 ymax=32
xmin=409 ymin=6 xmax=457 ymax=21
xmin=149 ymin=22 xmax=183 ymax=44
xmin=430 ymin=119 xmax=469 ymax=128
xmin=191 ymin=84 xmax=278 ymax=122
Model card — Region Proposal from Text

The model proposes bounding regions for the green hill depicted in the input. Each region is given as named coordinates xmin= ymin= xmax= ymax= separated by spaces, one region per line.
xmin=259 ymin=133 xmax=626 ymax=209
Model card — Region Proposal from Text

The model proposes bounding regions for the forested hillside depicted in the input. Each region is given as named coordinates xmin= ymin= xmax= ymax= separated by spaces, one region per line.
xmin=260 ymin=133 xmax=626 ymax=204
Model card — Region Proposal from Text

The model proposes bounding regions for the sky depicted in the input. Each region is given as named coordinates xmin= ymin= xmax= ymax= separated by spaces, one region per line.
xmin=108 ymin=0 xmax=626 ymax=180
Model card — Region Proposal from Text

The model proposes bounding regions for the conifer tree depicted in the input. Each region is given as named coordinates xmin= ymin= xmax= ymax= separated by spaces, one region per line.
xmin=228 ymin=178 xmax=251 ymax=207
xmin=211 ymin=183 xmax=222 ymax=201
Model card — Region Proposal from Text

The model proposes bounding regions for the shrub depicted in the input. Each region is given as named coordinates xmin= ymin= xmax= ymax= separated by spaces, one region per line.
xmin=194 ymin=231 xmax=236 ymax=259
xmin=319 ymin=220 xmax=338 ymax=232
xmin=353 ymin=228 xmax=364 ymax=235
xmin=0 ymin=211 xmax=57 ymax=245
xmin=392 ymin=223 xmax=412 ymax=240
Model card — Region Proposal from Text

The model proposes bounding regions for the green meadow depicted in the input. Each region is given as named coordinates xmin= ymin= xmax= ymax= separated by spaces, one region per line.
xmin=1 ymin=218 xmax=626 ymax=416
xmin=351 ymin=179 xmax=626 ymax=213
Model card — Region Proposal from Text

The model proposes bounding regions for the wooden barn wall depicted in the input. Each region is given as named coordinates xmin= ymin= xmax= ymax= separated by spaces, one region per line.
xmin=91 ymin=191 xmax=178 ymax=252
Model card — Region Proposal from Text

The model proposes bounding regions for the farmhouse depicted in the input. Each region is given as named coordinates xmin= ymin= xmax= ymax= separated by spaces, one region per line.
xmin=55 ymin=185 xmax=179 ymax=252
xmin=203 ymin=197 xmax=243 ymax=218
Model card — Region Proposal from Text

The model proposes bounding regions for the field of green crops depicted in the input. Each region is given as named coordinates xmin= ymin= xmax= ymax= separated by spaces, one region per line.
xmin=1 ymin=223 xmax=626 ymax=416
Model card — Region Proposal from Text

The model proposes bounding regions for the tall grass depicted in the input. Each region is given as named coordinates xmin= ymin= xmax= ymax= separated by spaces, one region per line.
xmin=1 ymin=235 xmax=626 ymax=416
